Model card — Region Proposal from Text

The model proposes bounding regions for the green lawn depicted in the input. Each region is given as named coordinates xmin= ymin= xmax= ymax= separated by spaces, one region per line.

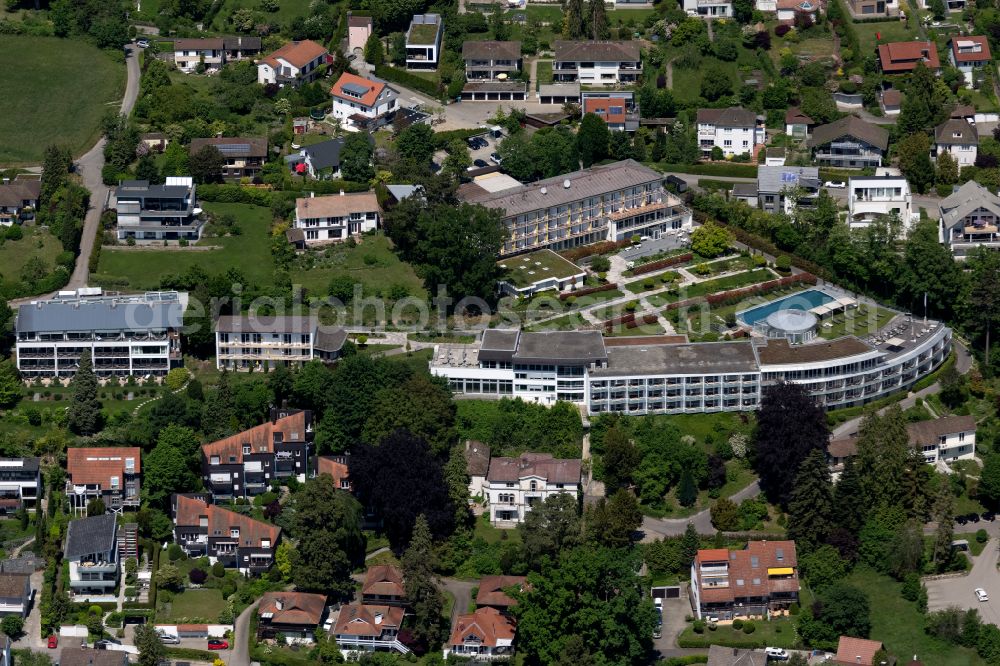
xmin=157 ymin=588 xmax=228 ymax=623
xmin=536 ymin=60 xmax=553 ymax=85
xmin=647 ymin=269 xmax=776 ymax=309
xmin=955 ymin=532 xmax=989 ymax=556
xmin=817 ymin=304 xmax=896 ymax=340
xmin=845 ymin=567 xmax=987 ymax=665
xmin=679 ymin=615 xmax=799 ymax=649
xmin=0 ymin=227 xmax=64 ymax=280
xmin=209 ymin=0 xmax=313 ymax=32
xmin=474 ymin=514 xmax=522 ymax=544
xmin=854 ymin=21 xmax=920 ymax=56
xmin=95 ymin=202 xmax=276 ymax=289
xmin=0 ymin=37 xmax=125 ymax=164
xmin=605 ymin=321 xmax=667 ymax=337
xmin=296 ymin=233 xmax=427 ymax=301
xmin=670 ymin=56 xmax=754 ymax=105
xmin=498 ymin=249 xmax=583 ymax=288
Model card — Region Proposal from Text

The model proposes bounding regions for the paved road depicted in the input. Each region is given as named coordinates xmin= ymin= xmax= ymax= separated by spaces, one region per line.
xmin=440 ymin=577 xmax=476 ymax=630
xmin=641 ymin=480 xmax=761 ymax=539
xmin=67 ymin=43 xmax=142 ymax=290
xmin=926 ymin=538 xmax=1000 ymax=626
xmin=230 ymin=599 xmax=259 ymax=666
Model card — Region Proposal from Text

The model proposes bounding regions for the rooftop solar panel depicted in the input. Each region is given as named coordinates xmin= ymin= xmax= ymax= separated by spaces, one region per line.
xmin=216 ymin=143 xmax=251 ymax=155
xmin=341 ymin=82 xmax=370 ymax=97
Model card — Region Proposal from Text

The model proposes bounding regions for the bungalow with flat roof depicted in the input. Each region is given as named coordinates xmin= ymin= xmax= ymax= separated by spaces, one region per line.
xmin=189 ymin=137 xmax=267 ymax=180
xmin=807 ymin=116 xmax=889 ymax=169
xmin=406 ymin=14 xmax=443 ymax=69
xmin=940 ymin=180 xmax=1000 ymax=259
xmin=950 ymin=36 xmax=992 ymax=85
xmin=496 ymin=249 xmax=586 ymax=297
xmin=878 ymin=41 xmax=941 ymax=74
xmin=845 ymin=0 xmax=898 ymax=17
xmin=257 ymin=40 xmax=329 ymax=86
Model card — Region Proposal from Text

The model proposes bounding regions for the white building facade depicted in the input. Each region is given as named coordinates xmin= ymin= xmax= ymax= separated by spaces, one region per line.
xmin=683 ymin=0 xmax=733 ymax=16
xmin=330 ymin=73 xmax=399 ymax=129
xmin=294 ymin=191 xmax=380 ymax=245
xmin=939 ymin=180 xmax=1000 ymax=259
xmin=847 ymin=169 xmax=916 ymax=233
xmin=552 ymin=40 xmax=641 ymax=86
xmin=482 ymin=453 xmax=582 ymax=525
xmin=696 ymin=107 xmax=765 ymax=158
xmin=214 ymin=315 xmax=347 ymax=370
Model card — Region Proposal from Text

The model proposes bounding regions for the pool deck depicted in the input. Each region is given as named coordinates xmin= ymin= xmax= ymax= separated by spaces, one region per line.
xmin=736 ymin=288 xmax=836 ymax=327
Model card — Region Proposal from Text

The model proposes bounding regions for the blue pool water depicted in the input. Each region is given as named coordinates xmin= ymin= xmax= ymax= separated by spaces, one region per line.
xmin=737 ymin=289 xmax=836 ymax=326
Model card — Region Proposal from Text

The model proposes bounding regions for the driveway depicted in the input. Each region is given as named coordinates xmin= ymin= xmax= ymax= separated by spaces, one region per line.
xmin=641 ymin=480 xmax=761 ymax=539
xmin=653 ymin=584 xmax=703 ymax=659
xmin=925 ymin=538 xmax=1000 ymax=626
xmin=12 ymin=570 xmax=46 ymax=650
xmin=230 ymin=599 xmax=260 ymax=666
xmin=618 ymin=234 xmax=690 ymax=263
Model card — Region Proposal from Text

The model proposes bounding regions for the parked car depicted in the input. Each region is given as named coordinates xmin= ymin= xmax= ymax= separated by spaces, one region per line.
xmin=765 ymin=647 xmax=789 ymax=660
xmin=208 ymin=639 xmax=229 ymax=650
xmin=473 ymin=159 xmax=488 ymax=169
xmin=957 ymin=515 xmax=969 ymax=525
xmin=823 ymin=181 xmax=846 ymax=189
xmin=47 ymin=635 xmax=57 ymax=649
xmin=490 ymin=152 xmax=502 ymax=164
xmin=976 ymin=588 xmax=989 ymax=602
xmin=466 ymin=137 xmax=488 ymax=150
xmin=967 ymin=513 xmax=981 ymax=523
xmin=157 ymin=633 xmax=180 ymax=645
xmin=136 ymin=39 xmax=150 ymax=48
xmin=984 ymin=512 xmax=996 ymax=522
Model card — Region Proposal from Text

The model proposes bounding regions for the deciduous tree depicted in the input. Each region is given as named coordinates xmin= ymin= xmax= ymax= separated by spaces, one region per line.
xmin=519 ymin=493 xmax=581 ymax=567
xmin=754 ymin=382 xmax=828 ymax=506
xmin=340 ymin=132 xmax=374 ymax=183
xmin=289 ymin=476 xmax=365 ymax=597
xmin=190 ymin=145 xmax=225 ymax=184
xmin=577 ymin=113 xmax=610 ymax=167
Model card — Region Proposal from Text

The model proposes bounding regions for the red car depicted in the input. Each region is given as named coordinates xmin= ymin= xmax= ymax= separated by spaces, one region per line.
xmin=47 ymin=635 xmax=58 ymax=649
xmin=208 ymin=639 xmax=229 ymax=650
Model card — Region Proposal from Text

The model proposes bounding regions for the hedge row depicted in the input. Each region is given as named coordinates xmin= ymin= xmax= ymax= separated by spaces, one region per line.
xmin=165 ymin=647 xmax=218 ymax=661
xmin=432 ymin=128 xmax=485 ymax=149
xmin=704 ymin=273 xmax=817 ymax=305
xmin=630 ymin=253 xmax=694 ymax=276
xmin=661 ymin=656 xmax=709 ymax=666
xmin=560 ymin=239 xmax=633 ymax=262
xmin=625 ymin=313 xmax=659 ymax=329
xmin=197 ymin=181 xmax=370 ymax=206
xmin=677 ymin=636 xmax=772 ymax=649
xmin=657 ymin=162 xmax=758 ymax=178
xmin=700 ymin=211 xmax=831 ymax=280
xmin=374 ymin=65 xmax=441 ymax=99
xmin=559 ymin=282 xmax=618 ymax=300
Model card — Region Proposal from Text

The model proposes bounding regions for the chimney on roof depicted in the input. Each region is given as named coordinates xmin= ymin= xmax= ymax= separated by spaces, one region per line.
xmin=563 ymin=179 xmax=571 ymax=189
xmin=275 ymin=598 xmax=284 ymax=610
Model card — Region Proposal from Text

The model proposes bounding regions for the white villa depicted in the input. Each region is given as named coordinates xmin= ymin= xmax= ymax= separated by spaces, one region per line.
xmin=938 ymin=180 xmax=1000 ymax=260
xmin=481 ymin=452 xmax=582 ymax=526
xmin=847 ymin=168 xmax=916 ymax=234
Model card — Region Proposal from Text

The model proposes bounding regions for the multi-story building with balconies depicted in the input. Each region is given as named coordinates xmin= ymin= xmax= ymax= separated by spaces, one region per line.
xmin=756 ymin=166 xmax=820 ymax=215
xmin=581 ymin=91 xmax=639 ymax=132
xmin=15 ymin=289 xmax=185 ymax=379
xmin=683 ymin=0 xmax=733 ymax=16
xmin=807 ymin=116 xmax=889 ymax=169
xmin=847 ymin=168 xmax=916 ymax=233
xmin=173 ymin=36 xmax=261 ymax=73
xmin=334 ymin=604 xmax=409 ymax=654
xmin=939 ymin=180 xmax=1000 ymax=259
xmin=553 ymin=41 xmax=641 ymax=85
xmin=829 ymin=415 xmax=975 ymax=474
xmin=65 ymin=514 xmax=118 ymax=599
xmin=430 ymin=319 xmax=952 ymax=414
xmin=696 ymin=107 xmax=765 ymax=159
xmin=189 ymin=137 xmax=267 ymax=180
xmin=66 ymin=447 xmax=141 ymax=515
xmin=171 ymin=494 xmax=280 ymax=574
xmin=214 ymin=315 xmax=347 ymax=371
xmin=202 ymin=409 xmax=313 ymax=501
xmin=457 ymin=159 xmax=691 ymax=256
xmin=293 ymin=190 xmax=381 ymax=245
xmin=690 ymin=541 xmax=799 ymax=621
xmin=482 ymin=453 xmax=581 ymax=525
xmin=406 ymin=14 xmax=443 ymax=69
xmin=0 ymin=459 xmax=40 ymax=515
xmin=114 ymin=177 xmax=203 ymax=242
xmin=462 ymin=41 xmax=522 ymax=80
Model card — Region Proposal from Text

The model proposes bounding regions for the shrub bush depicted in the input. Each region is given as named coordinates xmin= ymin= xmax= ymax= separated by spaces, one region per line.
xmin=212 ymin=562 xmax=225 ymax=577
xmin=742 ymin=621 xmax=756 ymax=634
xmin=167 ymin=544 xmax=183 ymax=561
xmin=189 ymin=568 xmax=208 ymax=585
xmin=732 ymin=619 xmax=744 ymax=630
xmin=775 ymin=255 xmax=792 ymax=272
xmin=775 ymin=24 xmax=791 ymax=36
xmin=692 ymin=620 xmax=706 ymax=634
xmin=977 ymin=529 xmax=989 ymax=543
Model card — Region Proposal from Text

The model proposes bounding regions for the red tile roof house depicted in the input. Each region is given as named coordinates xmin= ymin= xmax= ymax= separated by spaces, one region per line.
xmin=316 ymin=455 xmax=351 ymax=491
xmin=66 ymin=447 xmax=140 ymax=515
xmin=256 ymin=591 xmax=328 ymax=643
xmin=333 ymin=603 xmax=409 ymax=654
xmin=256 ymin=39 xmax=329 ymax=87
xmin=690 ymin=540 xmax=800 ymax=621
xmin=362 ymin=565 xmax=406 ymax=606
xmin=877 ymin=41 xmax=941 ymax=74
xmin=201 ymin=408 xmax=313 ymax=501
xmin=443 ymin=606 xmax=516 ymax=661
xmin=171 ymin=494 xmax=280 ymax=575
xmin=476 ymin=575 xmax=528 ymax=613
xmin=834 ymin=636 xmax=884 ymax=665
xmin=583 ymin=97 xmax=636 ymax=132
xmin=330 ymin=72 xmax=400 ymax=131
xmin=949 ymin=36 xmax=992 ymax=86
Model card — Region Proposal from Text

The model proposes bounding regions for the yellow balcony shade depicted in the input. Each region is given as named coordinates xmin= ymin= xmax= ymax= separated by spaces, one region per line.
xmin=768 ymin=567 xmax=794 ymax=576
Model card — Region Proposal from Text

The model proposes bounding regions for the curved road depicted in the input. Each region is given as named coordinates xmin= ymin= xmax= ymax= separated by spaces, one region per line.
xmin=231 ymin=599 xmax=260 ymax=666
xmin=65 ymin=44 xmax=142 ymax=290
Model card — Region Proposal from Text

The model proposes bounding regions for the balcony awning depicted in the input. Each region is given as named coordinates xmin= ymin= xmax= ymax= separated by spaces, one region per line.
xmin=767 ymin=567 xmax=794 ymax=576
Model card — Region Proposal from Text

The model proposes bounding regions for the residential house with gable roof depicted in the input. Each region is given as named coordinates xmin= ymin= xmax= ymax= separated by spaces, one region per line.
xmin=215 ymin=315 xmax=346 ymax=370
xmin=0 ymin=177 xmax=39 ymax=226
xmin=172 ymin=494 xmax=281 ymax=573
xmin=689 ymin=540 xmax=800 ymax=620
xmin=362 ymin=565 xmax=406 ymax=606
xmin=784 ymin=108 xmax=814 ymax=140
xmin=828 ymin=415 xmax=976 ymax=474
xmin=334 ymin=603 xmax=409 ymax=653
xmin=201 ymin=409 xmax=313 ymax=500
xmin=59 ymin=648 xmax=129 ymax=666
xmin=173 ymin=36 xmax=260 ymax=73
xmin=476 ymin=575 xmax=527 ymax=613
xmin=189 ymin=137 xmax=267 ymax=180
xmin=483 ymin=452 xmax=582 ymax=525
xmin=553 ymin=40 xmax=641 ymax=85
xmin=285 ymin=138 xmax=346 ymax=180
xmin=66 ymin=447 xmax=140 ymax=515
xmin=65 ymin=514 xmax=119 ymax=598
xmin=939 ymin=180 xmax=1000 ymax=258
xmin=834 ymin=636 xmax=884 ymax=665
xmin=330 ymin=73 xmax=399 ymax=130
xmin=443 ymin=607 xmax=516 ymax=661
xmin=0 ymin=574 xmax=32 ymax=617
xmin=316 ymin=455 xmax=351 ymax=491
xmin=706 ymin=645 xmax=768 ymax=666
xmin=294 ymin=191 xmax=380 ymax=245
xmin=696 ymin=107 xmax=765 ymax=159
xmin=257 ymin=40 xmax=329 ymax=86
xmin=949 ymin=36 xmax=992 ymax=85
xmin=933 ymin=118 xmax=978 ymax=167
xmin=462 ymin=41 xmax=522 ymax=80
xmin=878 ymin=40 xmax=941 ymax=74
xmin=257 ymin=591 xmax=328 ymax=642
xmin=807 ymin=116 xmax=889 ymax=169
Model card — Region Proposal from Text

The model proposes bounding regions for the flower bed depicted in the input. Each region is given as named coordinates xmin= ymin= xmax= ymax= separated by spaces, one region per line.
xmin=629 ymin=253 xmax=693 ymax=276
xmin=559 ymin=282 xmax=618 ymax=300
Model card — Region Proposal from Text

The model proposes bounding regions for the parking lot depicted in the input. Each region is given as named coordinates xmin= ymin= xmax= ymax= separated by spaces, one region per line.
xmin=925 ymin=538 xmax=1000 ymax=626
xmin=618 ymin=232 xmax=690 ymax=263
xmin=431 ymin=133 xmax=500 ymax=173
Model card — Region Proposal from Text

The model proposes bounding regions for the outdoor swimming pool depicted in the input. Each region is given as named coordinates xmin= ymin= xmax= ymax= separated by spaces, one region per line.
xmin=737 ymin=289 xmax=836 ymax=326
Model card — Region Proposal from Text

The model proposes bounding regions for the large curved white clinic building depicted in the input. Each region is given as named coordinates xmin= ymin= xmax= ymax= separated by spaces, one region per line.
xmin=430 ymin=320 xmax=952 ymax=415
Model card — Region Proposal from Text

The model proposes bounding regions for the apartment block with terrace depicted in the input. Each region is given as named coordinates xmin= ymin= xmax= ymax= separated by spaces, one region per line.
xmin=114 ymin=177 xmax=203 ymax=242
xmin=552 ymin=41 xmax=641 ymax=86
xmin=683 ymin=0 xmax=733 ymax=16
xmin=214 ymin=315 xmax=347 ymax=370
xmin=939 ymin=180 xmax=1000 ymax=259
xmin=690 ymin=541 xmax=800 ymax=621
xmin=0 ymin=458 xmax=40 ymax=515
xmin=65 ymin=514 xmax=119 ymax=600
xmin=807 ymin=116 xmax=889 ymax=169
xmin=66 ymin=448 xmax=140 ymax=515
xmin=201 ymin=408 xmax=313 ymax=501
xmin=172 ymin=494 xmax=280 ymax=574
xmin=696 ymin=107 xmax=765 ymax=159
xmin=456 ymin=159 xmax=691 ymax=256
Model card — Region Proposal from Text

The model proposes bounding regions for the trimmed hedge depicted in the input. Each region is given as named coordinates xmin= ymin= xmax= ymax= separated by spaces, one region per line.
xmin=655 ymin=162 xmax=758 ymax=178
xmin=432 ymin=128 xmax=485 ymax=149
xmin=661 ymin=657 xmax=709 ymax=666
xmin=560 ymin=239 xmax=633 ymax=261
xmin=678 ymin=635 xmax=771 ymax=649
xmin=165 ymin=647 xmax=218 ymax=661
xmin=559 ymin=283 xmax=618 ymax=300
xmin=630 ymin=253 xmax=693 ymax=276
xmin=374 ymin=65 xmax=441 ymax=99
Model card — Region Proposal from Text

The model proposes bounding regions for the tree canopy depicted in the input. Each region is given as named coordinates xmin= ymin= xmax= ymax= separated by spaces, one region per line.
xmin=754 ymin=382 xmax=828 ymax=506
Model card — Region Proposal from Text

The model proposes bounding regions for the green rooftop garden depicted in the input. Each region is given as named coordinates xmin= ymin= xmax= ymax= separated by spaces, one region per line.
xmin=408 ymin=21 xmax=440 ymax=45
xmin=498 ymin=249 xmax=585 ymax=288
